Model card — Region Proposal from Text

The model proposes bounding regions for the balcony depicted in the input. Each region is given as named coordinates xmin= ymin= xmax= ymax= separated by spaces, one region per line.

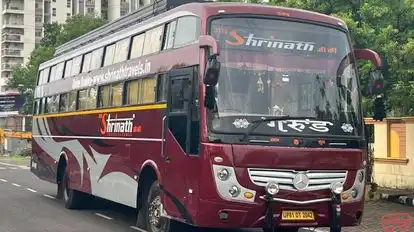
xmin=85 ymin=0 xmax=95 ymax=6
xmin=2 ymin=20 xmax=24 ymax=29
xmin=3 ymin=5 xmax=24 ymax=14
xmin=1 ymin=49 xmax=22 ymax=57
xmin=2 ymin=34 xmax=22 ymax=43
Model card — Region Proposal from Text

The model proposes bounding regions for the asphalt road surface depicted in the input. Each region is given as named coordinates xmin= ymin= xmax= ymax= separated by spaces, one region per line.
xmin=0 ymin=160 xmax=412 ymax=232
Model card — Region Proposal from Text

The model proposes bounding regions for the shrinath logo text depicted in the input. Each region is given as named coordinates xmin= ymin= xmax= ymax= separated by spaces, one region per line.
xmin=99 ymin=113 xmax=142 ymax=136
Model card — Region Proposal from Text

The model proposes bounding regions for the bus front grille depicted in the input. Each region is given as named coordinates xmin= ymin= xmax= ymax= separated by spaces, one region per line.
xmin=247 ymin=168 xmax=348 ymax=191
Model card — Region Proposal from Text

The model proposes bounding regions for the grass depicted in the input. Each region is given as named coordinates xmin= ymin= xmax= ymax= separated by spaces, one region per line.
xmin=0 ymin=155 xmax=30 ymax=166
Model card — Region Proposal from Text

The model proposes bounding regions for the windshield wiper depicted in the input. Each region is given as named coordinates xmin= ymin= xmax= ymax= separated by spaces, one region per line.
xmin=240 ymin=116 xmax=317 ymax=142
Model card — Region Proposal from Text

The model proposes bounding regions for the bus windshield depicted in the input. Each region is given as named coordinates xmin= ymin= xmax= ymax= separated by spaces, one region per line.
xmin=209 ymin=17 xmax=363 ymax=137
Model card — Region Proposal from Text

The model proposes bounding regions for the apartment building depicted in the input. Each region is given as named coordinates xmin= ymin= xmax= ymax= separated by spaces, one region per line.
xmin=0 ymin=0 xmax=153 ymax=93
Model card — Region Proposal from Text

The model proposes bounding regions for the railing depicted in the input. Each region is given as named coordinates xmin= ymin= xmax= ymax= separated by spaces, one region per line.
xmin=1 ymin=49 xmax=21 ymax=56
xmin=2 ymin=34 xmax=21 ymax=42
xmin=85 ymin=0 xmax=95 ymax=5
xmin=3 ymin=5 xmax=24 ymax=11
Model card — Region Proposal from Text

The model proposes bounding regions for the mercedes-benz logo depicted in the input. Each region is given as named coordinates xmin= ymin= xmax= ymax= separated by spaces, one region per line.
xmin=292 ymin=173 xmax=310 ymax=191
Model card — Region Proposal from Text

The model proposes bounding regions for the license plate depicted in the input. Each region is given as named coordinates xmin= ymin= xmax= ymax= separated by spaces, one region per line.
xmin=281 ymin=210 xmax=315 ymax=221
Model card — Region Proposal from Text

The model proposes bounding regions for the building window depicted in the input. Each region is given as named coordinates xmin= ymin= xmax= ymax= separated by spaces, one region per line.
xmin=53 ymin=0 xmax=56 ymax=2
xmin=67 ymin=13 xmax=71 ymax=20
xmin=52 ymin=8 xmax=56 ymax=16
xmin=142 ymin=25 xmax=164 ymax=56
xmin=87 ymin=8 xmax=94 ymax=14
xmin=67 ymin=0 xmax=71 ymax=7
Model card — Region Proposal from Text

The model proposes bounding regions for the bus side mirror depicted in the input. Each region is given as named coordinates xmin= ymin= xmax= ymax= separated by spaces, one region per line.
xmin=354 ymin=48 xmax=385 ymax=94
xmin=199 ymin=35 xmax=221 ymax=86
xmin=354 ymin=48 xmax=386 ymax=121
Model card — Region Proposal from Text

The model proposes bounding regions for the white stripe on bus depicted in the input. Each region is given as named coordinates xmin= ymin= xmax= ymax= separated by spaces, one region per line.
xmin=32 ymin=135 xmax=162 ymax=142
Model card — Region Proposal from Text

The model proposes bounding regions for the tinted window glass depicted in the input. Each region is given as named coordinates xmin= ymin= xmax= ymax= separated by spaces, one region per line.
xmin=157 ymin=73 xmax=168 ymax=102
xmin=98 ymin=85 xmax=111 ymax=108
xmin=130 ymin=34 xmax=145 ymax=59
xmin=174 ymin=17 xmax=200 ymax=48
xmin=71 ymin=56 xmax=82 ymax=76
xmin=82 ymin=52 xmax=92 ymax=73
xmin=55 ymin=62 xmax=64 ymax=80
xmin=49 ymin=65 xmax=56 ymax=82
xmin=64 ymin=60 xmax=72 ymax=77
xmin=140 ymin=77 xmax=156 ymax=104
xmin=114 ymin=38 xmax=130 ymax=63
xmin=163 ymin=20 xmax=177 ymax=50
xmin=126 ymin=79 xmax=139 ymax=105
xmin=143 ymin=25 xmax=164 ymax=55
xmin=90 ymin=48 xmax=103 ymax=70
xmin=104 ymin=44 xmax=116 ymax=66
xmin=111 ymin=82 xmax=123 ymax=106
xmin=78 ymin=88 xmax=97 ymax=110
xmin=170 ymin=77 xmax=190 ymax=113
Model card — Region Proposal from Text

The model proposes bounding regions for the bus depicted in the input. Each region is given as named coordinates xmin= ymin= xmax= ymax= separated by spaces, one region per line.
xmin=30 ymin=1 xmax=385 ymax=232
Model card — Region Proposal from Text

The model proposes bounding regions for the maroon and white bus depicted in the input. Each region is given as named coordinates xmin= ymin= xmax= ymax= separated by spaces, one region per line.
xmin=31 ymin=1 xmax=385 ymax=232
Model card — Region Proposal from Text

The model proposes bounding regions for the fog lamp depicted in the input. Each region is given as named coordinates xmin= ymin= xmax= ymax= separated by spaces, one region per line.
xmin=331 ymin=182 xmax=344 ymax=195
xmin=265 ymin=182 xmax=280 ymax=196
xmin=229 ymin=185 xmax=240 ymax=197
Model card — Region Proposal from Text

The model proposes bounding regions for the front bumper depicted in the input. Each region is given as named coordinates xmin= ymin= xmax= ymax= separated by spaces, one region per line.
xmin=195 ymin=197 xmax=363 ymax=229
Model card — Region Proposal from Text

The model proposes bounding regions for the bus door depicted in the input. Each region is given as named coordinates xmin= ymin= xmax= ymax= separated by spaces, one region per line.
xmin=161 ymin=65 xmax=200 ymax=221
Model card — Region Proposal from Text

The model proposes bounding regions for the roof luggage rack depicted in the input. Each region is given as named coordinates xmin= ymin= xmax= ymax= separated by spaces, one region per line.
xmin=54 ymin=0 xmax=209 ymax=57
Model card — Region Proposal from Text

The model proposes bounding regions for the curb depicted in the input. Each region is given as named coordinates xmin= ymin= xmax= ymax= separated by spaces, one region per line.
xmin=380 ymin=193 xmax=414 ymax=207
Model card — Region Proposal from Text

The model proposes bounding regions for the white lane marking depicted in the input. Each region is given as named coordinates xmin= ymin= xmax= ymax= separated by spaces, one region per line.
xmin=26 ymin=188 xmax=37 ymax=193
xmin=95 ymin=213 xmax=113 ymax=220
xmin=130 ymin=226 xmax=147 ymax=232
xmin=43 ymin=194 xmax=55 ymax=199
xmin=9 ymin=167 xmax=17 ymax=170
xmin=0 ymin=161 xmax=30 ymax=169
xmin=0 ymin=178 xmax=7 ymax=182
xmin=12 ymin=183 xmax=21 ymax=187
xmin=0 ymin=167 xmax=5 ymax=170
xmin=301 ymin=228 xmax=328 ymax=232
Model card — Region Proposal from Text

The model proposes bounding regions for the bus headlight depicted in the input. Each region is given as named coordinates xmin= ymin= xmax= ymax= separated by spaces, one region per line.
xmin=341 ymin=168 xmax=366 ymax=203
xmin=217 ymin=168 xmax=230 ymax=181
xmin=331 ymin=182 xmax=344 ymax=195
xmin=212 ymin=164 xmax=256 ymax=203
xmin=265 ymin=182 xmax=280 ymax=196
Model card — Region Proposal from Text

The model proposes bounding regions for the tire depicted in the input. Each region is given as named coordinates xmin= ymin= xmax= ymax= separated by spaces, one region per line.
xmin=142 ymin=181 xmax=172 ymax=232
xmin=61 ymin=166 xmax=86 ymax=209
xmin=263 ymin=228 xmax=299 ymax=232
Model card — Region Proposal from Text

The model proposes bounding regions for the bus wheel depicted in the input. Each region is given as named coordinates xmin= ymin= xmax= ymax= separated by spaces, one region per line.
xmin=61 ymin=167 xmax=84 ymax=209
xmin=146 ymin=181 xmax=171 ymax=232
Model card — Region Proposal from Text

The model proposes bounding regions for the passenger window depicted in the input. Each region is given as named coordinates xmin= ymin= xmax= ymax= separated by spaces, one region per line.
xmin=163 ymin=20 xmax=177 ymax=50
xmin=82 ymin=52 xmax=92 ymax=73
xmin=37 ymin=70 xmax=44 ymax=85
xmin=57 ymin=62 xmax=65 ymax=80
xmin=126 ymin=79 xmax=140 ymax=105
xmin=142 ymin=25 xmax=164 ymax=56
xmin=130 ymin=33 xmax=145 ymax=59
xmin=111 ymin=82 xmax=123 ymax=106
xmin=47 ymin=95 xmax=59 ymax=113
xmin=98 ymin=85 xmax=111 ymax=108
xmin=90 ymin=48 xmax=103 ymax=70
xmin=174 ymin=17 xmax=200 ymax=48
xmin=64 ymin=60 xmax=72 ymax=77
xmin=78 ymin=88 xmax=97 ymax=110
xmin=170 ymin=77 xmax=190 ymax=113
xmin=59 ymin=93 xmax=68 ymax=112
xmin=49 ymin=65 xmax=56 ymax=82
xmin=157 ymin=73 xmax=168 ymax=102
xmin=42 ymin=98 xmax=48 ymax=113
xmin=33 ymin=99 xmax=39 ymax=115
xmin=113 ymin=38 xmax=130 ymax=64
xmin=140 ymin=77 xmax=156 ymax=104
xmin=71 ymin=56 xmax=82 ymax=76
xmin=104 ymin=44 xmax=116 ymax=66
xmin=43 ymin=68 xmax=50 ymax=84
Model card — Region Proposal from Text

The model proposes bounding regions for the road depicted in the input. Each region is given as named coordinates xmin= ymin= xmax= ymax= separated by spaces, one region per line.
xmin=0 ymin=160 xmax=412 ymax=232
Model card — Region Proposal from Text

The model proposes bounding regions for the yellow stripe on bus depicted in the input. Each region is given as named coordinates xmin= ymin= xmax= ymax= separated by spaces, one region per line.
xmin=33 ymin=104 xmax=167 ymax=119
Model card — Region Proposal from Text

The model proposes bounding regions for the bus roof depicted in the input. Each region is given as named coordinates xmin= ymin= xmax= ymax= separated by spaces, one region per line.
xmin=54 ymin=1 xmax=346 ymax=57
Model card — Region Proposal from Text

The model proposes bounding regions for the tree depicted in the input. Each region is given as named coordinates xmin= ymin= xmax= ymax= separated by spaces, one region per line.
xmin=220 ymin=0 xmax=414 ymax=117
xmin=6 ymin=15 xmax=107 ymax=114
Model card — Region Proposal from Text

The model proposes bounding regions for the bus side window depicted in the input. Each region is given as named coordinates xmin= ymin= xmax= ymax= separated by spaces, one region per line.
xmin=169 ymin=77 xmax=190 ymax=152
